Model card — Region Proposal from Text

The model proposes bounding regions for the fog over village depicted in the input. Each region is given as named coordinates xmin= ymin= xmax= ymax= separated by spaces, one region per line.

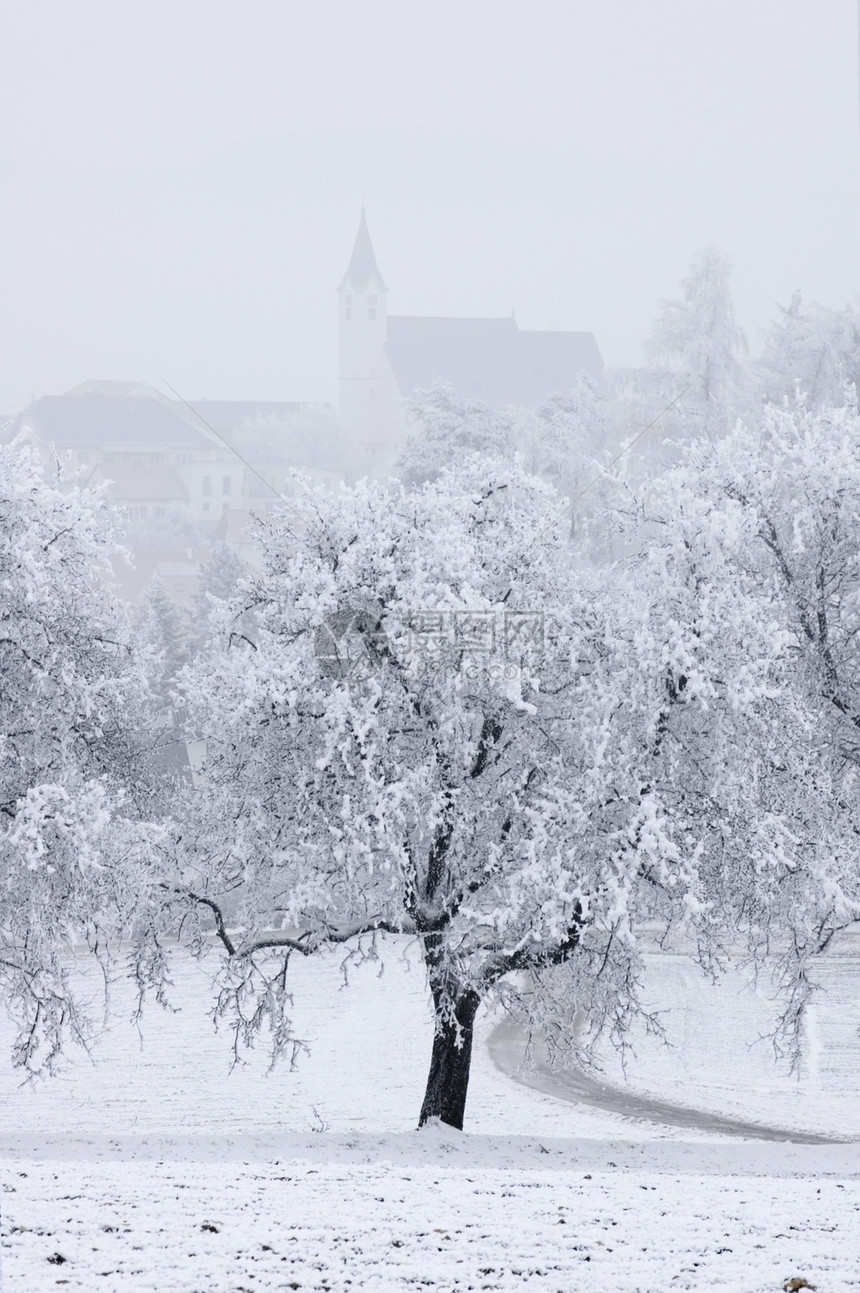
xmin=3 ymin=4 xmax=860 ymax=1291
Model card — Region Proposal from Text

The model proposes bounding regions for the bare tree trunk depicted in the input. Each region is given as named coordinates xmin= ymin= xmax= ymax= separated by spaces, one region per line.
xmin=418 ymin=988 xmax=480 ymax=1131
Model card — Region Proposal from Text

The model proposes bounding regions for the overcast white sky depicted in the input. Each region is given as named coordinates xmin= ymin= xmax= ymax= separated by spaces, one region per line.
xmin=2 ymin=0 xmax=859 ymax=406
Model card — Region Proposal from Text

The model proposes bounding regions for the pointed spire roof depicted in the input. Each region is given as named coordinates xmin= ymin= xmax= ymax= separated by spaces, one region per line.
xmin=339 ymin=208 xmax=387 ymax=292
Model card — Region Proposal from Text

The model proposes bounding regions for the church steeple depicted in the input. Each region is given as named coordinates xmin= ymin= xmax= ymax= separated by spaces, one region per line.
xmin=339 ymin=208 xmax=387 ymax=292
xmin=338 ymin=210 xmax=402 ymax=464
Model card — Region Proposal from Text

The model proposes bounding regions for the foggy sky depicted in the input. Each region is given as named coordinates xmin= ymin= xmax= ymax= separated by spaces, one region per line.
xmin=2 ymin=0 xmax=859 ymax=408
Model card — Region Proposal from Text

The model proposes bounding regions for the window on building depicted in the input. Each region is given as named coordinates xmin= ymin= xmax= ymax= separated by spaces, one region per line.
xmin=202 ymin=476 xmax=212 ymax=496
xmin=222 ymin=475 xmax=232 ymax=496
xmin=203 ymin=502 xmax=211 ymax=513
xmin=368 ymin=295 xmax=377 ymax=320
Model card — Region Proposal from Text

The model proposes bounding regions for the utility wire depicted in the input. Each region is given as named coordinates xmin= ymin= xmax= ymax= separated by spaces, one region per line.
xmin=159 ymin=377 xmax=309 ymax=529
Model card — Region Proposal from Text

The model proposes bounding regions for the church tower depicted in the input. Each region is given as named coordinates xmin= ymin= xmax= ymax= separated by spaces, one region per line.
xmin=338 ymin=210 xmax=403 ymax=464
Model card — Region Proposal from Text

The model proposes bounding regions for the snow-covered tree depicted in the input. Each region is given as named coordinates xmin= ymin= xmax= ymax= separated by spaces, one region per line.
xmin=614 ymin=402 xmax=860 ymax=1044
xmin=521 ymin=379 xmax=622 ymax=552
xmin=756 ymin=293 xmax=860 ymax=408
xmin=661 ymin=398 xmax=860 ymax=776
xmin=0 ymin=441 xmax=160 ymax=1071
xmin=174 ymin=454 xmax=854 ymax=1127
xmin=138 ymin=578 xmax=195 ymax=716
xmin=397 ymin=380 xmax=621 ymax=557
xmin=645 ymin=245 xmax=749 ymax=435
xmin=395 ymin=384 xmax=520 ymax=487
xmin=196 ymin=540 xmax=248 ymax=608
xmin=136 ymin=546 xmax=250 ymax=718
xmin=235 ymin=405 xmax=353 ymax=482
xmin=184 ymin=540 xmax=251 ymax=656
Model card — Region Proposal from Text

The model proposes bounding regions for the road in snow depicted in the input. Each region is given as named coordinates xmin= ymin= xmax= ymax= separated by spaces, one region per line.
xmin=488 ymin=1022 xmax=847 ymax=1144
xmin=489 ymin=926 xmax=860 ymax=1145
xmin=1 ymin=935 xmax=859 ymax=1291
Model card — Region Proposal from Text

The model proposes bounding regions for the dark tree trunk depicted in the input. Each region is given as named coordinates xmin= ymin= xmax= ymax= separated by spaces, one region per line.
xmin=418 ymin=988 xmax=480 ymax=1131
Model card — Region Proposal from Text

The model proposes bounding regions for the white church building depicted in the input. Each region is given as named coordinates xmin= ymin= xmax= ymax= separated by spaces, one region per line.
xmin=337 ymin=209 xmax=604 ymax=460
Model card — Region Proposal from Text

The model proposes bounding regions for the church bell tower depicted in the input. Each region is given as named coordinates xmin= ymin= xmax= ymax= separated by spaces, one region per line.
xmin=338 ymin=210 xmax=402 ymax=464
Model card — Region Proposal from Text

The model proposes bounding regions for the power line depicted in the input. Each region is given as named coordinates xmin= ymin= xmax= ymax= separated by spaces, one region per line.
xmin=159 ymin=378 xmax=309 ymax=530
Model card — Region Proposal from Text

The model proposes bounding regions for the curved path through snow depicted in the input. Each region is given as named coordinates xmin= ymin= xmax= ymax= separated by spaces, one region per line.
xmin=487 ymin=1021 xmax=849 ymax=1144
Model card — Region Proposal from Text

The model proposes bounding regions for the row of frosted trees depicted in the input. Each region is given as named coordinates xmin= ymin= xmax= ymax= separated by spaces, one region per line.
xmin=3 ymin=256 xmax=860 ymax=1125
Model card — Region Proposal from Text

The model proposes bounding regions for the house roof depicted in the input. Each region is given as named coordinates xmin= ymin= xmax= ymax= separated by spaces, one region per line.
xmin=339 ymin=209 xmax=387 ymax=293
xmin=385 ymin=315 xmax=604 ymax=407
xmin=17 ymin=389 xmax=218 ymax=453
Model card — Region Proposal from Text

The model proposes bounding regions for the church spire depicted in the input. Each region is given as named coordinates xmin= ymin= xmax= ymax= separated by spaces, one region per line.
xmin=339 ymin=208 xmax=387 ymax=292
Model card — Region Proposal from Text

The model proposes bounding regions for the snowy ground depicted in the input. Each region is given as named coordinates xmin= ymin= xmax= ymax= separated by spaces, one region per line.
xmin=2 ymin=934 xmax=859 ymax=1291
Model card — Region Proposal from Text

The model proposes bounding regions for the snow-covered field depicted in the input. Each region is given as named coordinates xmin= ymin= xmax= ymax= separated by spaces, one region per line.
xmin=2 ymin=935 xmax=859 ymax=1291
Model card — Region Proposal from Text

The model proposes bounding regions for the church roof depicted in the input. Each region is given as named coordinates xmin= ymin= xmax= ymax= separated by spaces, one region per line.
xmin=339 ymin=209 xmax=387 ymax=292
xmin=385 ymin=315 xmax=603 ymax=407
